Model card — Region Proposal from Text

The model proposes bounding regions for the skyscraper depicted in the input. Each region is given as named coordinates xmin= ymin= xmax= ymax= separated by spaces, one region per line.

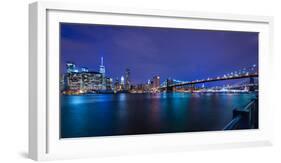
xmin=99 ymin=57 xmax=105 ymax=75
xmin=99 ymin=57 xmax=106 ymax=90
xmin=120 ymin=76 xmax=125 ymax=90
xmin=124 ymin=68 xmax=131 ymax=90
xmin=152 ymin=76 xmax=160 ymax=88
xmin=114 ymin=78 xmax=121 ymax=92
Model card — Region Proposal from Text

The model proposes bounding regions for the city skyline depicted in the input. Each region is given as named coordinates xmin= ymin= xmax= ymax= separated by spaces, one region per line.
xmin=60 ymin=23 xmax=259 ymax=138
xmin=62 ymin=59 xmax=257 ymax=93
xmin=60 ymin=23 xmax=258 ymax=84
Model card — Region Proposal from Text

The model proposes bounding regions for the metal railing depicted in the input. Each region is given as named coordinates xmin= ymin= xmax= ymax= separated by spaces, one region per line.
xmin=223 ymin=98 xmax=258 ymax=130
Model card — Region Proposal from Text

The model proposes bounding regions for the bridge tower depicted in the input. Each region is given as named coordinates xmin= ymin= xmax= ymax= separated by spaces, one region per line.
xmin=248 ymin=77 xmax=255 ymax=92
xmin=166 ymin=78 xmax=174 ymax=92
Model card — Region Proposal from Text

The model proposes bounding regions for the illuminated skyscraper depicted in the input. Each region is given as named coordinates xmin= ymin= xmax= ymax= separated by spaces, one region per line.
xmin=120 ymin=76 xmax=124 ymax=85
xmin=124 ymin=68 xmax=131 ymax=90
xmin=152 ymin=75 xmax=160 ymax=88
xmin=120 ymin=76 xmax=125 ymax=90
xmin=99 ymin=57 xmax=106 ymax=90
xmin=114 ymin=78 xmax=121 ymax=92
xmin=106 ymin=77 xmax=113 ymax=90
xmin=99 ymin=57 xmax=105 ymax=75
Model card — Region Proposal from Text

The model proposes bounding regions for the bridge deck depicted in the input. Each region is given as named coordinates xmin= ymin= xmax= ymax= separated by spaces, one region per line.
xmin=162 ymin=73 xmax=258 ymax=88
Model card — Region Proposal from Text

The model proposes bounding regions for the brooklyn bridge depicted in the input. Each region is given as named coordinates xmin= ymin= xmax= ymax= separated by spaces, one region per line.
xmin=159 ymin=65 xmax=258 ymax=92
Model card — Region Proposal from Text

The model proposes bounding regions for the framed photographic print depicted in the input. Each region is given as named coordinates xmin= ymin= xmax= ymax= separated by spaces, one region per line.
xmin=29 ymin=1 xmax=274 ymax=161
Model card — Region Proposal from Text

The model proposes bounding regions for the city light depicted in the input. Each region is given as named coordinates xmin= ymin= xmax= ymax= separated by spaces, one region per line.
xmin=120 ymin=76 xmax=124 ymax=85
xmin=61 ymin=59 xmax=258 ymax=95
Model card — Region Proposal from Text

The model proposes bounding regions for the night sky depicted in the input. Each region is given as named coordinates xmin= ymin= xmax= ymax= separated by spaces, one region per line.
xmin=60 ymin=23 xmax=258 ymax=85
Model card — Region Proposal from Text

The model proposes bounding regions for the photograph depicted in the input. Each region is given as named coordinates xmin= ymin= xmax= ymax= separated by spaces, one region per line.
xmin=59 ymin=23 xmax=259 ymax=138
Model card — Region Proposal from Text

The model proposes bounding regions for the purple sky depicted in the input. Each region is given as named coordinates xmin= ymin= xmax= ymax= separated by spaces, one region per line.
xmin=60 ymin=23 xmax=258 ymax=85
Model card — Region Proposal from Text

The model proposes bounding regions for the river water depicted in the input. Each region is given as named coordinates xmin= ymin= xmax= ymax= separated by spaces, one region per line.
xmin=60 ymin=92 xmax=256 ymax=138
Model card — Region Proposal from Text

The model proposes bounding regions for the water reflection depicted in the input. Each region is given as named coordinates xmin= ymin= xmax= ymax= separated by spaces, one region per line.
xmin=61 ymin=92 xmax=256 ymax=138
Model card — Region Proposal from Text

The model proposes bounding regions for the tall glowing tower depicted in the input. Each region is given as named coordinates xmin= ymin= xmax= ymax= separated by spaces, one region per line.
xmin=99 ymin=57 xmax=105 ymax=74
xmin=120 ymin=76 xmax=125 ymax=90
xmin=124 ymin=68 xmax=131 ymax=90
xmin=99 ymin=57 xmax=106 ymax=90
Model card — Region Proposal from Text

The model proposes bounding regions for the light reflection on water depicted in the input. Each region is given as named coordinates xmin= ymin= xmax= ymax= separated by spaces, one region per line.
xmin=61 ymin=92 xmax=256 ymax=138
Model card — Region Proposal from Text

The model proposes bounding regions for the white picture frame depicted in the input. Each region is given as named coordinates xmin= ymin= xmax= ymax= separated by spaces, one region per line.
xmin=29 ymin=1 xmax=274 ymax=161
